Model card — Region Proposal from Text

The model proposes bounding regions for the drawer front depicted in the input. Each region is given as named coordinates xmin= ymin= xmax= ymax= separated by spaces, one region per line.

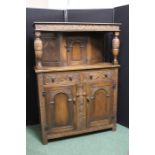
xmin=43 ymin=72 xmax=80 ymax=85
xmin=82 ymin=69 xmax=114 ymax=83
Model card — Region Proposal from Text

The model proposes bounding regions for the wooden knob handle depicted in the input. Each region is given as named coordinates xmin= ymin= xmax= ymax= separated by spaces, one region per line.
xmin=89 ymin=75 xmax=93 ymax=80
xmin=51 ymin=77 xmax=55 ymax=83
xmin=69 ymin=76 xmax=72 ymax=81
xmin=105 ymin=74 xmax=108 ymax=78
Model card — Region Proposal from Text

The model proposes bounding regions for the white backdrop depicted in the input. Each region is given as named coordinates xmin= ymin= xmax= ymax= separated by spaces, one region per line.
xmin=27 ymin=0 xmax=129 ymax=9
xmin=49 ymin=0 xmax=129 ymax=9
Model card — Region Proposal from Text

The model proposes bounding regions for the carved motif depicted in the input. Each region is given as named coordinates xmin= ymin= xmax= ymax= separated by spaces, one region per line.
xmin=76 ymin=84 xmax=86 ymax=129
xmin=91 ymin=87 xmax=110 ymax=97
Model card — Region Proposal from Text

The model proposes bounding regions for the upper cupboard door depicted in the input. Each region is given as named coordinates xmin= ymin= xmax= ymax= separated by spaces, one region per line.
xmin=86 ymin=82 xmax=114 ymax=128
xmin=44 ymin=85 xmax=77 ymax=133
xmin=66 ymin=36 xmax=88 ymax=65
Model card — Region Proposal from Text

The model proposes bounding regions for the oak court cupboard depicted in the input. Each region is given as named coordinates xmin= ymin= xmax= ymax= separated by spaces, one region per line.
xmin=33 ymin=22 xmax=121 ymax=144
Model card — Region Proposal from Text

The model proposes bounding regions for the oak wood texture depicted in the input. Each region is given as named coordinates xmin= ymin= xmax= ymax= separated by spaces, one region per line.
xmin=34 ymin=22 xmax=121 ymax=32
xmin=34 ymin=22 xmax=121 ymax=144
xmin=35 ymin=63 xmax=120 ymax=73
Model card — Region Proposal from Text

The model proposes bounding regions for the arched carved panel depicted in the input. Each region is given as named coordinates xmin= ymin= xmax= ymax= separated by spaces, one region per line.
xmin=90 ymin=89 xmax=108 ymax=121
xmin=44 ymin=85 xmax=76 ymax=133
xmin=54 ymin=93 xmax=69 ymax=126
xmin=86 ymin=83 xmax=113 ymax=128
xmin=66 ymin=37 xmax=87 ymax=65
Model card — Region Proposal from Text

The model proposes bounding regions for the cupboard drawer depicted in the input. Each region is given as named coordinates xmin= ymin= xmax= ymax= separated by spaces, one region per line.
xmin=82 ymin=69 xmax=114 ymax=82
xmin=43 ymin=72 xmax=80 ymax=85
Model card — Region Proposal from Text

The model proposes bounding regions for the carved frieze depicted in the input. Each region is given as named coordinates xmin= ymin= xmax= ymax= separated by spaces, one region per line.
xmin=34 ymin=23 xmax=121 ymax=32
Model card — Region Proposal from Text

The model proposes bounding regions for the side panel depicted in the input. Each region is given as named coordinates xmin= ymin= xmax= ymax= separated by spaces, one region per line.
xmin=36 ymin=73 xmax=48 ymax=144
xmin=42 ymin=32 xmax=61 ymax=66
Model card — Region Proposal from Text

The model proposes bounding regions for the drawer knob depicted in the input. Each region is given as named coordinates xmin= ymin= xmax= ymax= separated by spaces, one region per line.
xmin=105 ymin=74 xmax=108 ymax=78
xmin=69 ymin=76 xmax=72 ymax=81
xmin=89 ymin=75 xmax=93 ymax=80
xmin=51 ymin=77 xmax=55 ymax=83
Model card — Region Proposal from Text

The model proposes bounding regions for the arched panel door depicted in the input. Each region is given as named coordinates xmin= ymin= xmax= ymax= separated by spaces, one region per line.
xmin=86 ymin=82 xmax=113 ymax=128
xmin=44 ymin=85 xmax=76 ymax=133
xmin=54 ymin=93 xmax=70 ymax=127
xmin=66 ymin=37 xmax=87 ymax=65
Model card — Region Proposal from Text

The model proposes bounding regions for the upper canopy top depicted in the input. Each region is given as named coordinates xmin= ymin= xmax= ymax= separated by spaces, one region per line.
xmin=33 ymin=22 xmax=121 ymax=32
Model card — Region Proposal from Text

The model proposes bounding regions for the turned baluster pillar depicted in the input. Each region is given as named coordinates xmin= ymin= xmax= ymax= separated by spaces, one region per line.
xmin=112 ymin=32 xmax=120 ymax=64
xmin=34 ymin=31 xmax=43 ymax=68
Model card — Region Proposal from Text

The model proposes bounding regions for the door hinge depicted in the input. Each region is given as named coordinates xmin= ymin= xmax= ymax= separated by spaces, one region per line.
xmin=42 ymin=91 xmax=46 ymax=96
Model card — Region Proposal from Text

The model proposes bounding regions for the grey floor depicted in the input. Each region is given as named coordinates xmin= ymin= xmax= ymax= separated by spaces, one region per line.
xmin=26 ymin=124 xmax=129 ymax=155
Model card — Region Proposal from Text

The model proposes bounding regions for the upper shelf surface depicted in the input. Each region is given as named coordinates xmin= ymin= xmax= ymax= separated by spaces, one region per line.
xmin=33 ymin=22 xmax=121 ymax=32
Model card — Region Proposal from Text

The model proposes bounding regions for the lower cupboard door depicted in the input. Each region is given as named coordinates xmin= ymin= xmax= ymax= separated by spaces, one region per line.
xmin=44 ymin=85 xmax=77 ymax=133
xmin=86 ymin=82 xmax=113 ymax=128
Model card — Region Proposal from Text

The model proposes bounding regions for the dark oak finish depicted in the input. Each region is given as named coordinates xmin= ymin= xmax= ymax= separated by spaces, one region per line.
xmin=44 ymin=85 xmax=76 ymax=133
xmin=34 ymin=22 xmax=121 ymax=144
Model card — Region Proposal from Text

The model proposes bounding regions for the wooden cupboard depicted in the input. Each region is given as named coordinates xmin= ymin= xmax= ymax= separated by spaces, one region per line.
xmin=34 ymin=22 xmax=121 ymax=144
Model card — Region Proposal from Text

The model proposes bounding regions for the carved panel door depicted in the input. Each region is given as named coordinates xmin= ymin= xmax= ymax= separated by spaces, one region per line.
xmin=44 ymin=85 xmax=77 ymax=133
xmin=66 ymin=37 xmax=87 ymax=65
xmin=86 ymin=82 xmax=113 ymax=128
xmin=42 ymin=32 xmax=61 ymax=66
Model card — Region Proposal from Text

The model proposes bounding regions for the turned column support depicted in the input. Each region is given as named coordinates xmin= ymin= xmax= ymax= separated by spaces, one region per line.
xmin=112 ymin=32 xmax=120 ymax=64
xmin=34 ymin=31 xmax=43 ymax=68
